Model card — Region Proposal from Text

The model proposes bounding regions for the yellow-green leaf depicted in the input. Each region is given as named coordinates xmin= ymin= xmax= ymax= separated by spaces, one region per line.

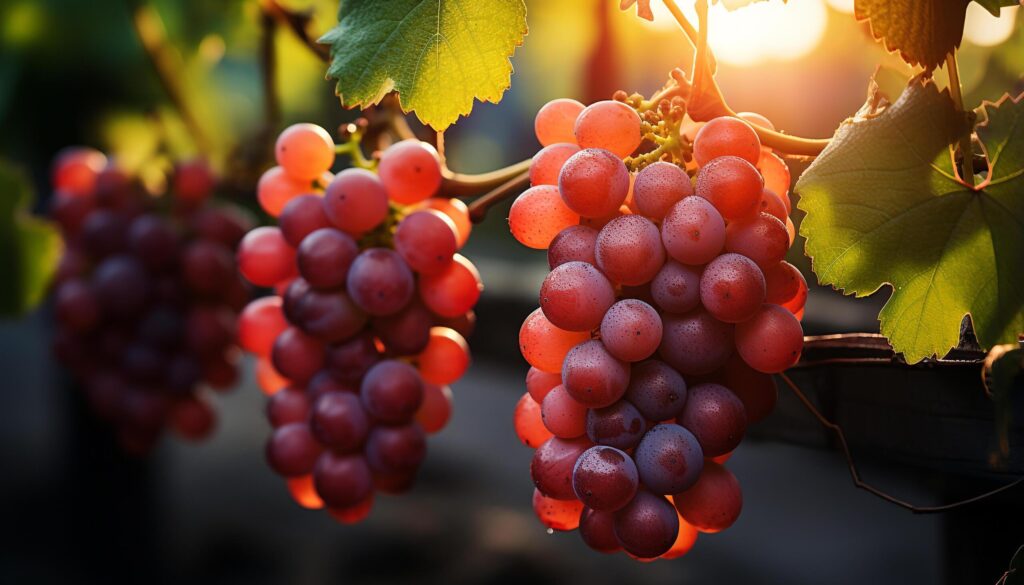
xmin=796 ymin=81 xmax=1024 ymax=363
xmin=321 ymin=0 xmax=527 ymax=130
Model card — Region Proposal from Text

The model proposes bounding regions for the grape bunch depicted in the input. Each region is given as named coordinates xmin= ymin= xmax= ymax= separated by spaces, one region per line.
xmin=237 ymin=124 xmax=479 ymax=523
xmin=511 ymin=99 xmax=806 ymax=559
xmin=48 ymin=148 xmax=253 ymax=453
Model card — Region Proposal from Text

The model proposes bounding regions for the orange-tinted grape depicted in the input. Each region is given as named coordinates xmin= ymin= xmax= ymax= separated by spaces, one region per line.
xmin=535 ymin=98 xmax=585 ymax=146
xmin=417 ymin=327 xmax=470 ymax=385
xmin=276 ymin=123 xmax=335 ymax=181
xmin=693 ymin=117 xmax=761 ymax=166
xmin=519 ymin=308 xmax=590 ymax=373
xmin=533 ymin=488 xmax=585 ymax=531
xmin=509 ymin=185 xmax=580 ymax=249
xmin=735 ymin=304 xmax=803 ymax=373
xmin=515 ymin=392 xmax=553 ymax=448
xmin=575 ymin=100 xmax=643 ymax=158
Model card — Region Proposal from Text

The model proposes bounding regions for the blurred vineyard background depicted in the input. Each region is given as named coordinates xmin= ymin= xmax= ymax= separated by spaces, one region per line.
xmin=1 ymin=1 xmax=1022 ymax=584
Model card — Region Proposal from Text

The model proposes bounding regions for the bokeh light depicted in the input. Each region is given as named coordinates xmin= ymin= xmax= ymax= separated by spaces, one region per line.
xmin=963 ymin=4 xmax=1018 ymax=47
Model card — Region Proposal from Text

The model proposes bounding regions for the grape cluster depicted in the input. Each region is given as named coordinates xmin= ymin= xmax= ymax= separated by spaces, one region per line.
xmin=49 ymin=148 xmax=252 ymax=453
xmin=512 ymin=99 xmax=806 ymax=559
xmin=238 ymin=124 xmax=479 ymax=522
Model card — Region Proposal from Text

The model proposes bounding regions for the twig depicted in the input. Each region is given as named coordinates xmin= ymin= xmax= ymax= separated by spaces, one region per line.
xmin=945 ymin=51 xmax=975 ymax=187
xmin=127 ymin=0 xmax=212 ymax=158
xmin=466 ymin=170 xmax=530 ymax=223
xmin=442 ymin=159 xmax=532 ymax=197
xmin=778 ymin=372 xmax=1024 ymax=513
xmin=261 ymin=0 xmax=329 ymax=62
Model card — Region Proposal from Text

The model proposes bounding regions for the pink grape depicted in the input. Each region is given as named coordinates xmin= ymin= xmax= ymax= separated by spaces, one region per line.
xmin=548 ymin=225 xmax=598 ymax=269
xmin=238 ymin=296 xmax=288 ymax=356
xmin=632 ymin=161 xmax=693 ymax=220
xmin=526 ymin=367 xmax=562 ymax=402
xmin=415 ymin=383 xmax=452 ymax=434
xmin=539 ymin=261 xmax=615 ymax=332
xmin=541 ymin=384 xmax=588 ymax=438
xmin=237 ymin=226 xmax=296 ymax=287
xmin=558 ymin=148 xmax=630 ymax=218
xmin=562 ymin=340 xmax=630 ymax=408
xmin=508 ymin=185 xmax=580 ymax=249
xmin=515 ymin=392 xmax=554 ymax=448
xmin=574 ymin=100 xmax=643 ymax=158
xmin=395 ymin=209 xmax=458 ymax=274
xmin=533 ymin=489 xmax=585 ymax=531
xmin=279 ymin=194 xmax=332 ymax=247
xmin=735 ymin=304 xmax=803 ymax=373
xmin=346 ymin=248 xmax=414 ymax=316
xmin=531 ymin=436 xmax=593 ymax=500
xmin=651 ymin=261 xmax=702 ymax=314
xmin=275 ymin=123 xmax=335 ymax=181
xmin=673 ymin=462 xmax=742 ymax=533
xmin=600 ymin=299 xmax=663 ymax=362
xmin=377 ymin=140 xmax=442 ymax=204
xmin=595 ymin=215 xmax=665 ymax=286
xmin=694 ymin=156 xmax=764 ymax=221
xmin=764 ymin=261 xmax=805 ymax=305
xmin=417 ymin=254 xmax=481 ymax=318
xmin=258 ymin=166 xmax=311 ymax=217
xmin=677 ymin=383 xmax=746 ymax=457
xmin=661 ymin=196 xmax=726 ymax=265
xmin=519 ymin=308 xmax=590 ymax=374
xmin=757 ymin=150 xmax=791 ymax=206
xmin=724 ymin=212 xmax=790 ymax=270
xmin=297 ymin=228 xmax=359 ymax=290
xmin=416 ymin=327 xmax=470 ymax=385
xmin=659 ymin=309 xmax=733 ymax=375
xmin=52 ymin=147 xmax=106 ymax=197
xmin=272 ymin=326 xmax=325 ymax=384
xmin=700 ymin=253 xmax=766 ymax=323
xmin=758 ymin=189 xmax=788 ymax=222
xmin=535 ymin=98 xmax=585 ymax=146
xmin=693 ymin=116 xmax=761 ymax=166
xmin=530 ymin=143 xmax=580 ymax=186
xmin=417 ymin=197 xmax=471 ymax=248
xmin=323 ymin=168 xmax=389 ymax=235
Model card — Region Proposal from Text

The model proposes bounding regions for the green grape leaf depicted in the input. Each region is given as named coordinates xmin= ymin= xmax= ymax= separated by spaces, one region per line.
xmin=321 ymin=0 xmax=527 ymax=130
xmin=854 ymin=0 xmax=1019 ymax=71
xmin=796 ymin=81 xmax=1024 ymax=363
xmin=0 ymin=161 xmax=62 ymax=317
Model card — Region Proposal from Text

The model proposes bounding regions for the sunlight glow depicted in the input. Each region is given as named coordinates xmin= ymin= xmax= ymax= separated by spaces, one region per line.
xmin=963 ymin=4 xmax=1018 ymax=47
xmin=641 ymin=0 xmax=829 ymax=67
xmin=825 ymin=0 xmax=855 ymax=14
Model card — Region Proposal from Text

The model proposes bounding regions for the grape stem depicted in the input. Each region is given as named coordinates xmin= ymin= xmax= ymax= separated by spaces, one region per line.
xmin=945 ymin=52 xmax=976 ymax=188
xmin=466 ymin=170 xmax=531 ymax=223
xmin=659 ymin=0 xmax=831 ymax=157
xmin=778 ymin=371 xmax=1023 ymax=513
xmin=261 ymin=0 xmax=329 ymax=61
xmin=126 ymin=0 xmax=212 ymax=158
xmin=442 ymin=159 xmax=532 ymax=198
xmin=335 ymin=127 xmax=377 ymax=170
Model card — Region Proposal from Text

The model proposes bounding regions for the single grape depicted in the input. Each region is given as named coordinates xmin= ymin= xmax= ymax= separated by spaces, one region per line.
xmin=258 ymin=166 xmax=311 ymax=217
xmin=736 ymin=111 xmax=775 ymax=132
xmin=515 ymin=392 xmax=554 ymax=448
xmin=525 ymin=367 xmax=562 ymax=404
xmin=700 ymin=253 xmax=766 ymax=323
xmin=54 ymin=280 xmax=99 ymax=333
xmin=377 ymin=140 xmax=442 ymax=204
xmin=297 ymin=228 xmax=359 ymax=290
xmin=279 ymin=194 xmax=332 ymax=247
xmin=757 ymin=150 xmax=791 ymax=206
xmin=519 ymin=308 xmax=590 ymax=374
xmin=634 ymin=423 xmax=704 ymax=494
xmin=81 ymin=209 xmax=129 ymax=259
xmin=182 ymin=240 xmax=235 ymax=297
xmin=613 ymin=489 xmax=680 ymax=559
xmin=346 ymin=248 xmax=414 ymax=316
xmin=371 ymin=300 xmax=433 ymax=355
xmin=586 ymin=400 xmax=646 ymax=450
xmin=600 ymin=299 xmax=663 ymax=362
xmin=128 ymin=214 xmax=179 ymax=270
xmin=271 ymin=327 xmax=325 ymax=384
xmin=286 ymin=475 xmax=324 ymax=509
xmin=735 ymin=304 xmax=803 ymax=373
xmin=323 ymin=168 xmax=389 ymax=235
xmin=395 ymin=209 xmax=458 ymax=274
xmin=724 ymin=212 xmax=790 ymax=271
xmin=651 ymin=260 xmax=702 ymax=315
xmin=532 ymin=489 xmax=584 ymax=532
xmin=50 ymin=192 xmax=96 ymax=236
xmin=92 ymin=255 xmax=149 ymax=319
xmin=574 ymin=100 xmax=643 ymax=158
xmin=659 ymin=309 xmax=734 ymax=376
xmin=530 ymin=143 xmax=581 ymax=186
xmin=673 ymin=462 xmax=742 ymax=533
xmin=237 ymin=226 xmax=297 ymax=287
xmin=764 ymin=261 xmax=806 ymax=306
xmin=594 ymin=215 xmax=665 ymax=286
xmin=539 ymin=261 xmax=615 ymax=332
xmin=677 ymin=383 xmax=746 ymax=457
xmin=266 ymin=422 xmax=323 ymax=477
xmin=693 ymin=117 xmax=761 ymax=166
xmin=694 ymin=156 xmax=764 ymax=221
xmin=548 ymin=225 xmax=598 ymax=269
xmin=541 ymin=384 xmax=588 ymax=439
xmin=558 ymin=148 xmax=630 ymax=218
xmin=360 ymin=360 xmax=424 ymax=424
xmin=416 ymin=327 xmax=470 ymax=385
xmin=632 ymin=162 xmax=693 ymax=220
xmin=508 ymin=185 xmax=580 ymax=250
xmin=531 ymin=436 xmax=593 ymax=500
xmin=266 ymin=386 xmax=310 ymax=428
xmin=661 ymin=196 xmax=726 ymax=265
xmin=417 ymin=197 xmax=472 ymax=248
xmin=328 ymin=494 xmax=374 ymax=524
xmin=238 ymin=297 xmax=288 ymax=356
xmin=572 ymin=445 xmax=639 ymax=511
xmin=535 ymin=98 xmax=585 ymax=146
xmin=625 ymin=360 xmax=688 ymax=421
xmin=758 ymin=189 xmax=788 ymax=222
xmin=364 ymin=423 xmax=427 ymax=473
xmin=417 ymin=254 xmax=482 ymax=318
xmin=311 ymin=391 xmax=370 ymax=452
xmin=275 ymin=123 xmax=335 ymax=181
xmin=415 ymin=383 xmax=452 ymax=434
xmin=562 ymin=340 xmax=630 ymax=408
xmin=580 ymin=508 xmax=622 ymax=552
xmin=52 ymin=147 xmax=106 ymax=197
xmin=312 ymin=452 xmax=373 ymax=508
xmin=295 ymin=289 xmax=367 ymax=343
xmin=325 ymin=333 xmax=380 ymax=384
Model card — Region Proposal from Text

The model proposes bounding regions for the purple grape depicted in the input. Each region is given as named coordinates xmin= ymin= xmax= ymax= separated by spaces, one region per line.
xmin=624 ymin=360 xmax=688 ymax=421
xmin=346 ymin=248 xmax=415 ymax=316
xmin=359 ymin=360 xmax=424 ymax=424
xmin=572 ymin=446 xmax=639 ymax=511
xmin=311 ymin=391 xmax=369 ymax=452
xmin=530 ymin=436 xmax=592 ymax=500
xmin=271 ymin=326 xmax=325 ymax=384
xmin=92 ymin=255 xmax=149 ymax=318
xmin=659 ymin=309 xmax=733 ymax=376
xmin=266 ymin=387 xmax=310 ymax=427
xmin=586 ymin=400 xmax=645 ymax=449
xmin=266 ymin=422 xmax=323 ymax=477
xmin=633 ymin=423 xmax=703 ymax=494
xmin=371 ymin=300 xmax=433 ymax=355
xmin=128 ymin=214 xmax=179 ymax=269
xmin=365 ymin=424 xmax=427 ymax=473
xmin=677 ymin=383 xmax=746 ymax=457
xmin=293 ymin=289 xmax=367 ymax=343
xmin=297 ymin=228 xmax=358 ymax=290
xmin=279 ymin=194 xmax=331 ymax=247
xmin=313 ymin=452 xmax=373 ymax=508
xmin=548 ymin=225 xmax=598 ymax=269
xmin=613 ymin=489 xmax=679 ymax=558
xmin=579 ymin=508 xmax=621 ymax=553
xmin=651 ymin=260 xmax=702 ymax=314
xmin=325 ymin=333 xmax=380 ymax=384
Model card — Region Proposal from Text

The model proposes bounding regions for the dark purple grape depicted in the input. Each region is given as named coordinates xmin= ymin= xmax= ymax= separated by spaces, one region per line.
xmin=81 ymin=209 xmax=129 ymax=259
xmin=633 ymin=423 xmax=703 ymax=494
xmin=282 ymin=277 xmax=311 ymax=323
xmin=313 ymin=452 xmax=373 ymax=508
xmin=365 ymin=424 xmax=427 ymax=473
xmin=120 ymin=345 xmax=166 ymax=383
xmin=266 ymin=386 xmax=310 ymax=427
xmin=325 ymin=333 xmax=380 ymax=384
xmin=54 ymin=279 xmax=99 ymax=332
xmin=279 ymin=194 xmax=331 ymax=247
xmin=51 ymin=193 xmax=95 ymax=235
xmin=136 ymin=307 xmax=184 ymax=350
xmin=572 ymin=446 xmax=639 ymax=511
xmin=297 ymin=228 xmax=358 ymax=290
xmin=271 ymin=326 xmax=325 ymax=384
xmin=94 ymin=166 xmax=135 ymax=209
xmin=579 ymin=508 xmax=621 ymax=553
xmin=165 ymin=354 xmax=201 ymax=394
xmin=346 ymin=248 xmax=414 ymax=316
xmin=371 ymin=300 xmax=433 ymax=355
xmin=266 ymin=422 xmax=322 ymax=477
xmin=191 ymin=206 xmax=254 ymax=249
xmin=306 ymin=370 xmax=356 ymax=401
xmin=92 ymin=255 xmax=149 ymax=318
xmin=373 ymin=468 xmax=417 ymax=495
xmin=677 ymin=383 xmax=746 ymax=457
xmin=182 ymin=240 xmax=235 ymax=297
xmin=586 ymin=400 xmax=645 ymax=449
xmin=659 ymin=309 xmax=733 ymax=376
xmin=624 ymin=359 xmax=688 ymax=421
xmin=530 ymin=436 xmax=592 ymax=500
xmin=359 ymin=360 xmax=423 ymax=424
xmin=293 ymin=289 xmax=367 ymax=343
xmin=311 ymin=391 xmax=369 ymax=452
xmin=185 ymin=306 xmax=234 ymax=356
xmin=613 ymin=489 xmax=679 ymax=559
xmin=117 ymin=389 xmax=168 ymax=431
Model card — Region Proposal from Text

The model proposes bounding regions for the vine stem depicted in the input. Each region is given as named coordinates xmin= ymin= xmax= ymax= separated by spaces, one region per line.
xmin=945 ymin=51 xmax=975 ymax=187
xmin=659 ymin=0 xmax=831 ymax=157
xmin=778 ymin=372 xmax=1024 ymax=513
xmin=127 ymin=0 xmax=212 ymax=158
xmin=261 ymin=0 xmax=329 ymax=61
xmin=466 ymin=170 xmax=530 ymax=223
xmin=442 ymin=159 xmax=532 ymax=198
